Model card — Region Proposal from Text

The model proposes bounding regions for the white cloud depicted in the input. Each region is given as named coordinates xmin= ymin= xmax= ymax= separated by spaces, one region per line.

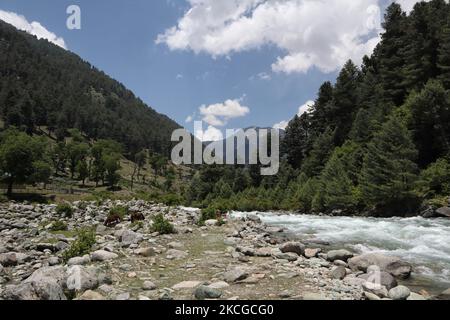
xmin=176 ymin=74 xmax=184 ymax=79
xmin=195 ymin=125 xmax=224 ymax=142
xmin=0 ymin=10 xmax=67 ymax=49
xmin=396 ymin=0 xmax=429 ymax=13
xmin=156 ymin=0 xmax=425 ymax=74
xmin=298 ymin=100 xmax=314 ymax=116
xmin=185 ymin=115 xmax=193 ymax=123
xmin=257 ymin=72 xmax=271 ymax=81
xmin=273 ymin=120 xmax=289 ymax=130
xmin=199 ymin=98 xmax=250 ymax=126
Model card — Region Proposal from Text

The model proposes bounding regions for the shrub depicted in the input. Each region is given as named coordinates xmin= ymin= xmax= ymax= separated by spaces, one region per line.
xmin=56 ymin=203 xmax=74 ymax=218
xmin=62 ymin=228 xmax=96 ymax=262
xmin=151 ymin=213 xmax=175 ymax=234
xmin=109 ymin=206 xmax=129 ymax=219
xmin=50 ymin=220 xmax=68 ymax=231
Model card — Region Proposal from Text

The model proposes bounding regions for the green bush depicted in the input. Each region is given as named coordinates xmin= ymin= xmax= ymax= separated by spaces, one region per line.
xmin=56 ymin=203 xmax=74 ymax=218
xmin=62 ymin=229 xmax=96 ymax=262
xmin=151 ymin=213 xmax=175 ymax=234
xmin=50 ymin=220 xmax=68 ymax=231
xmin=109 ymin=206 xmax=129 ymax=219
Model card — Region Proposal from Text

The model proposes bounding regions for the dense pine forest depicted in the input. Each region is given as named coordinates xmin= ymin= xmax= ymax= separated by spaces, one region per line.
xmin=0 ymin=19 xmax=180 ymax=157
xmin=187 ymin=1 xmax=450 ymax=217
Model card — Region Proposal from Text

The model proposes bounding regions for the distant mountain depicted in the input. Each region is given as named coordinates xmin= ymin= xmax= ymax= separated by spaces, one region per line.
xmin=203 ymin=127 xmax=285 ymax=164
xmin=0 ymin=20 xmax=180 ymax=156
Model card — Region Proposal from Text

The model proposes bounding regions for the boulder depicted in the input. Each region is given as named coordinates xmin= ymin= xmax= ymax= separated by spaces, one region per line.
xmin=274 ymin=252 xmax=299 ymax=262
xmin=223 ymin=267 xmax=249 ymax=283
xmin=364 ymin=291 xmax=381 ymax=300
xmin=3 ymin=266 xmax=69 ymax=300
xmin=279 ymin=242 xmax=305 ymax=256
xmin=66 ymin=266 xmax=99 ymax=292
xmin=172 ymin=281 xmax=202 ymax=290
xmin=205 ymin=219 xmax=219 ymax=227
xmin=326 ymin=249 xmax=354 ymax=262
xmin=388 ymin=285 xmax=411 ymax=300
xmin=194 ymin=285 xmax=222 ymax=300
xmin=237 ymin=246 xmax=256 ymax=257
xmin=67 ymin=255 xmax=91 ymax=266
xmin=436 ymin=288 xmax=450 ymax=300
xmin=208 ymin=281 xmax=230 ymax=290
xmin=331 ymin=266 xmax=347 ymax=280
xmin=0 ymin=252 xmax=17 ymax=267
xmin=358 ymin=271 xmax=398 ymax=290
xmin=135 ymin=247 xmax=155 ymax=257
xmin=407 ymin=292 xmax=426 ymax=300
xmin=121 ymin=230 xmax=143 ymax=247
xmin=435 ymin=207 xmax=450 ymax=218
xmin=304 ymin=248 xmax=321 ymax=259
xmin=91 ymin=250 xmax=119 ymax=262
xmin=142 ymin=281 xmax=157 ymax=291
xmin=77 ymin=290 xmax=105 ymax=300
xmin=348 ymin=253 xmax=412 ymax=279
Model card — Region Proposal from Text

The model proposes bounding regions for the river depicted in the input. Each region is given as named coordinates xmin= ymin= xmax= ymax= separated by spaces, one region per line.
xmin=231 ymin=211 xmax=450 ymax=295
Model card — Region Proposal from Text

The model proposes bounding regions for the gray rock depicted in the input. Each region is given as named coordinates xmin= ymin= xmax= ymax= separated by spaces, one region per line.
xmin=3 ymin=266 xmax=68 ymax=300
xmin=274 ymin=252 xmax=298 ymax=262
xmin=435 ymin=207 xmax=450 ymax=218
xmin=331 ymin=266 xmax=347 ymax=280
xmin=136 ymin=247 xmax=155 ymax=257
xmin=364 ymin=291 xmax=381 ymax=300
xmin=166 ymin=249 xmax=188 ymax=260
xmin=48 ymin=257 xmax=60 ymax=266
xmin=77 ymin=290 xmax=105 ymax=300
xmin=436 ymin=288 xmax=450 ymax=300
xmin=172 ymin=281 xmax=202 ymax=290
xmin=279 ymin=242 xmax=305 ymax=256
xmin=223 ymin=267 xmax=249 ymax=283
xmin=362 ymin=282 xmax=388 ymax=298
xmin=0 ymin=252 xmax=17 ymax=267
xmin=91 ymin=250 xmax=118 ymax=262
xmin=348 ymin=253 xmax=412 ymax=279
xmin=327 ymin=249 xmax=354 ymax=262
xmin=304 ymin=248 xmax=321 ymax=259
xmin=407 ymin=292 xmax=426 ymax=300
xmin=388 ymin=285 xmax=411 ymax=300
xmin=121 ymin=230 xmax=143 ymax=247
xmin=358 ymin=271 xmax=397 ymax=290
xmin=237 ymin=246 xmax=256 ymax=257
xmin=66 ymin=266 xmax=99 ymax=292
xmin=67 ymin=255 xmax=91 ymax=266
xmin=116 ymin=292 xmax=131 ymax=300
xmin=205 ymin=219 xmax=218 ymax=227
xmin=142 ymin=281 xmax=157 ymax=291
xmin=194 ymin=285 xmax=222 ymax=300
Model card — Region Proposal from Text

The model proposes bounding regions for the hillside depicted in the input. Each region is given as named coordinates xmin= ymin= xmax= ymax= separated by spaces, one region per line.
xmin=0 ymin=20 xmax=180 ymax=157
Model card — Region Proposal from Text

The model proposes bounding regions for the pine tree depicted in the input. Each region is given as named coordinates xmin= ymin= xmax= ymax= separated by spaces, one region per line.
xmin=301 ymin=128 xmax=335 ymax=177
xmin=360 ymin=115 xmax=419 ymax=214
xmin=438 ymin=13 xmax=450 ymax=88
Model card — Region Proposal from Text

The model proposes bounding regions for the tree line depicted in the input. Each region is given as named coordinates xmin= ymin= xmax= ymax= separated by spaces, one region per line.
xmin=185 ymin=1 xmax=450 ymax=217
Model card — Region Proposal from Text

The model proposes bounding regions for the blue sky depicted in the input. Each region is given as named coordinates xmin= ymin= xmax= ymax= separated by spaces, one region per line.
xmin=0 ymin=0 xmax=422 ymax=140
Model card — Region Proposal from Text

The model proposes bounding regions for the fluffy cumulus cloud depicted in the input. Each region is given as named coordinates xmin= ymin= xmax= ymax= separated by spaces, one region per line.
xmin=273 ymin=99 xmax=314 ymax=130
xmin=298 ymin=100 xmax=314 ymax=116
xmin=195 ymin=125 xmax=224 ymax=142
xmin=273 ymin=120 xmax=289 ymax=130
xmin=0 ymin=10 xmax=67 ymax=49
xmin=157 ymin=0 xmax=425 ymax=74
xmin=199 ymin=98 xmax=250 ymax=126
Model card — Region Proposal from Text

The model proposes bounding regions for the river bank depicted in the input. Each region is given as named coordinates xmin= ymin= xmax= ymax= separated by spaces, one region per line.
xmin=0 ymin=200 xmax=448 ymax=300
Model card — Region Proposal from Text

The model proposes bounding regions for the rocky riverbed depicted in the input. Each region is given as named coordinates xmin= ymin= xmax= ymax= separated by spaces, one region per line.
xmin=0 ymin=200 xmax=448 ymax=301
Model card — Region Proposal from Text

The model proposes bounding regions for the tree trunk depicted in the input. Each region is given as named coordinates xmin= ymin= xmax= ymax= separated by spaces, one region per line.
xmin=7 ymin=179 xmax=13 ymax=196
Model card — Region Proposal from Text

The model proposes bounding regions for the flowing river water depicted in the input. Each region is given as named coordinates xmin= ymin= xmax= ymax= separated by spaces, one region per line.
xmin=231 ymin=211 xmax=450 ymax=295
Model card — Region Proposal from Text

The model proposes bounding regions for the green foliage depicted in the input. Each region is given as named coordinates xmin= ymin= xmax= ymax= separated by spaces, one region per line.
xmin=56 ymin=203 xmax=74 ymax=218
xmin=0 ymin=20 xmax=180 ymax=156
xmin=418 ymin=158 xmax=450 ymax=197
xmin=151 ymin=213 xmax=175 ymax=234
xmin=0 ymin=128 xmax=49 ymax=194
xmin=50 ymin=220 xmax=68 ymax=231
xmin=109 ymin=206 xmax=129 ymax=220
xmin=360 ymin=115 xmax=420 ymax=214
xmin=62 ymin=228 xmax=96 ymax=262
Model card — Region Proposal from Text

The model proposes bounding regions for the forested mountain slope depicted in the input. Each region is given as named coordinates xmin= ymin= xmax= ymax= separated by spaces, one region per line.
xmin=0 ymin=20 xmax=180 ymax=157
